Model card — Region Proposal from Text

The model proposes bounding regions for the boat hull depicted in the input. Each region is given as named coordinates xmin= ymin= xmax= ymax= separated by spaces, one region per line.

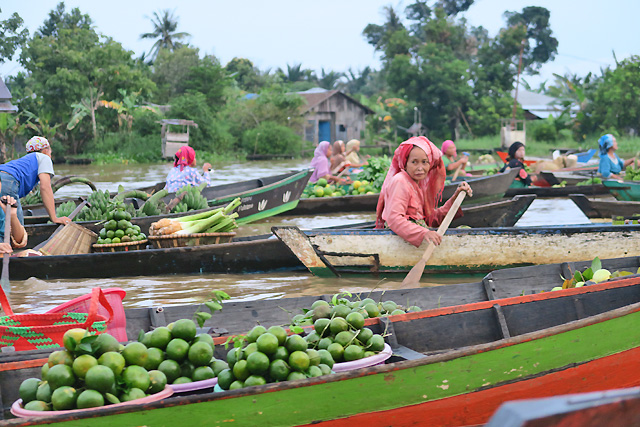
xmin=603 ymin=180 xmax=640 ymax=202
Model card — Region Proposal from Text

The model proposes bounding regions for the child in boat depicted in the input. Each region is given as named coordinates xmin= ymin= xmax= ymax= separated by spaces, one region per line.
xmin=309 ymin=141 xmax=345 ymax=184
xmin=598 ymin=134 xmax=635 ymax=179
xmin=165 ymin=146 xmax=212 ymax=193
xmin=441 ymin=140 xmax=471 ymax=177
xmin=375 ymin=136 xmax=472 ymax=247
xmin=500 ymin=141 xmax=533 ymax=186
xmin=0 ymin=195 xmax=27 ymax=254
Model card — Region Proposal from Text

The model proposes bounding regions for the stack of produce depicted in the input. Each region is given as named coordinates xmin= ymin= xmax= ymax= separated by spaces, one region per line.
xmin=344 ymin=180 xmax=375 ymax=196
xmin=17 ymin=328 xmax=169 ymax=411
xmin=301 ymin=179 xmax=347 ymax=198
xmin=216 ymin=325 xmax=336 ymax=391
xmin=171 ymin=185 xmax=209 ymax=213
xmin=95 ymin=202 xmax=147 ymax=245
xmin=149 ymin=198 xmax=240 ymax=236
xmin=550 ymin=257 xmax=638 ymax=291
xmin=76 ymin=190 xmax=142 ymax=222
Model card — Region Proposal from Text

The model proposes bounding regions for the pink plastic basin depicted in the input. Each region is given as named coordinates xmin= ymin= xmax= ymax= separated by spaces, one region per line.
xmin=332 ymin=343 xmax=392 ymax=372
xmin=170 ymin=377 xmax=218 ymax=393
xmin=46 ymin=288 xmax=128 ymax=342
xmin=11 ymin=386 xmax=173 ymax=418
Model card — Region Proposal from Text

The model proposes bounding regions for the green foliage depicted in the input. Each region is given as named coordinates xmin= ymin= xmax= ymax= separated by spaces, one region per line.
xmin=355 ymin=156 xmax=391 ymax=192
xmin=0 ymin=8 xmax=29 ymax=64
xmin=84 ymin=133 xmax=161 ymax=164
xmin=152 ymin=46 xmax=201 ymax=103
xmin=241 ymin=121 xmax=302 ymax=156
xmin=528 ymin=118 xmax=558 ymax=142
xmin=139 ymin=9 xmax=191 ymax=62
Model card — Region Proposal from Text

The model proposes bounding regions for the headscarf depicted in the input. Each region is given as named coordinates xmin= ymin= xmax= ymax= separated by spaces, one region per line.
xmin=375 ymin=136 xmax=446 ymax=228
xmin=174 ymin=146 xmax=196 ymax=172
xmin=346 ymin=139 xmax=361 ymax=164
xmin=508 ymin=141 xmax=525 ymax=160
xmin=441 ymin=140 xmax=456 ymax=158
xmin=598 ymin=134 xmax=614 ymax=156
xmin=310 ymin=141 xmax=331 ymax=183
xmin=26 ymin=136 xmax=50 ymax=153
xmin=332 ymin=141 xmax=344 ymax=156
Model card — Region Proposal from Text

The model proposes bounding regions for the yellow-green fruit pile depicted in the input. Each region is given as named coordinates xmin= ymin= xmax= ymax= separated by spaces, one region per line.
xmin=97 ymin=204 xmax=146 ymax=245
xmin=345 ymin=180 xmax=376 ymax=196
xmin=18 ymin=328 xmax=168 ymax=412
xmin=136 ymin=318 xmax=223 ymax=386
xmin=217 ymin=325 xmax=335 ymax=391
xmin=293 ymin=297 xmax=422 ymax=326
xmin=301 ymin=178 xmax=348 ymax=198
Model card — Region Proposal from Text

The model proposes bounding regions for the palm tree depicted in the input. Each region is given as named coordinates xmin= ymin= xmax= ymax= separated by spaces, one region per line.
xmin=140 ymin=9 xmax=191 ymax=62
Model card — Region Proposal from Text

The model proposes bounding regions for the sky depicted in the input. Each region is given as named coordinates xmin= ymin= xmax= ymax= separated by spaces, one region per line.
xmin=1 ymin=0 xmax=639 ymax=88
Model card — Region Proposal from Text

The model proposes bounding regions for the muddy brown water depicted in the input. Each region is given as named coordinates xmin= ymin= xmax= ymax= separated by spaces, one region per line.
xmin=8 ymin=160 xmax=593 ymax=314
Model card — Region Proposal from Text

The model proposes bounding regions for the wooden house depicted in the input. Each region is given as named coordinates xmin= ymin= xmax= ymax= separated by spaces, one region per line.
xmin=297 ymin=88 xmax=373 ymax=144
xmin=0 ymin=77 xmax=17 ymax=113
xmin=160 ymin=119 xmax=198 ymax=158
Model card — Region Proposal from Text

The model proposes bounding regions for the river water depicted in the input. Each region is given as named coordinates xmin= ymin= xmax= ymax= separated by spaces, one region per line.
xmin=8 ymin=160 xmax=594 ymax=314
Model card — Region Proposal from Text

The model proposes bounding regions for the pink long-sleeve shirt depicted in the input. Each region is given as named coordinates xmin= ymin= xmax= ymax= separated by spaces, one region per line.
xmin=381 ymin=171 xmax=463 ymax=247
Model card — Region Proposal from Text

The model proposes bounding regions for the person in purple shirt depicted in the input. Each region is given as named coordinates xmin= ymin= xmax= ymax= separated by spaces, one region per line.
xmin=0 ymin=136 xmax=71 ymax=225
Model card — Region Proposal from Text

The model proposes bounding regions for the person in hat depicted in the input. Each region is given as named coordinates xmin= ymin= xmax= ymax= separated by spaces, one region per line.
xmin=0 ymin=195 xmax=27 ymax=253
xmin=500 ymin=141 xmax=533 ymax=186
xmin=598 ymin=134 xmax=635 ymax=179
xmin=0 ymin=136 xmax=70 ymax=225
xmin=165 ymin=146 xmax=212 ymax=193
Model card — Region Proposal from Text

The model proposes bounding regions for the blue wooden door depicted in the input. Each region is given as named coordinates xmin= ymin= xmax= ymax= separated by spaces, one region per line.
xmin=318 ymin=121 xmax=331 ymax=142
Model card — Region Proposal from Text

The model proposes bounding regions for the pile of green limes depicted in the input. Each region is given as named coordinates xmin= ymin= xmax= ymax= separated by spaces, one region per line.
xmin=96 ymin=206 xmax=147 ymax=245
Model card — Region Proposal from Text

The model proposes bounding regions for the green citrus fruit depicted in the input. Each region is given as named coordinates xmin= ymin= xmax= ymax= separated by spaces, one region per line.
xmin=48 ymin=350 xmax=73 ymax=368
xmin=85 ymin=365 xmax=115 ymax=393
xmin=188 ymin=341 xmax=214 ymax=367
xmin=311 ymin=300 xmax=330 ymax=310
xmin=76 ymin=389 xmax=104 ymax=409
xmin=306 ymin=349 xmax=321 ymax=366
xmin=390 ymin=309 xmax=405 ymax=316
xmin=144 ymin=347 xmax=165 ymax=370
xmin=307 ymin=365 xmax=323 ymax=377
xmin=36 ymin=382 xmax=52 ymax=403
xmin=246 ymin=325 xmax=267 ymax=343
xmin=98 ymin=351 xmax=126 ymax=376
xmin=192 ymin=366 xmax=215 ymax=382
xmin=285 ymin=335 xmax=307 ymax=353
xmin=180 ymin=361 xmax=195 ymax=378
xmin=140 ymin=331 xmax=153 ymax=347
xmin=150 ymin=327 xmax=172 ymax=350
xmin=327 ymin=343 xmax=345 ymax=363
xmin=364 ymin=351 xmax=376 ymax=358
xmin=209 ymin=359 xmax=229 ymax=377
xmin=51 ymin=386 xmax=77 ymax=410
xmin=229 ymin=380 xmax=244 ymax=390
xmin=271 ymin=345 xmax=289 ymax=361
xmin=122 ymin=366 xmax=150 ymax=391
xmin=173 ymin=377 xmax=192 ymax=384
xmin=304 ymin=331 xmax=320 ymax=348
xmin=319 ymin=363 xmax=332 ymax=375
xmin=335 ymin=331 xmax=355 ymax=348
xmin=62 ymin=328 xmax=88 ymax=352
xmin=269 ymin=359 xmax=290 ymax=381
xmin=158 ymin=359 xmax=181 ymax=384
xmin=289 ymin=351 xmax=310 ymax=372
xmin=242 ymin=342 xmax=258 ymax=359
xmin=122 ymin=342 xmax=149 ymax=367
xmin=72 ymin=354 xmax=98 ymax=380
xmin=216 ymin=369 xmax=234 ymax=390
xmin=311 ymin=304 xmax=331 ymax=321
xmin=318 ymin=338 xmax=333 ymax=350
xmin=346 ymin=312 xmax=365 ymax=330
xmin=244 ymin=375 xmax=267 ymax=387
xmin=407 ymin=305 xmax=422 ymax=312
xmin=24 ymin=401 xmax=49 ymax=411
xmin=93 ymin=333 xmax=120 ymax=357
xmin=357 ymin=328 xmax=374 ymax=345
xmin=363 ymin=303 xmax=380 ymax=318
xmin=226 ymin=347 xmax=240 ymax=368
xmin=166 ymin=338 xmax=189 ymax=362
xmin=256 ymin=333 xmax=279 ymax=355
xmin=148 ymin=370 xmax=168 ymax=394
xmin=41 ymin=362 xmax=49 ymax=380
xmin=194 ymin=333 xmax=215 ymax=350
xmin=314 ymin=318 xmax=332 ymax=337
xmin=266 ymin=326 xmax=287 ymax=346
xmin=344 ymin=345 xmax=365 ymax=361
xmin=246 ymin=351 xmax=270 ymax=375
xmin=367 ymin=335 xmax=385 ymax=352
xmin=171 ymin=319 xmax=197 ymax=342
xmin=105 ymin=393 xmax=120 ymax=405
xmin=19 ymin=378 xmax=40 ymax=404
xmin=329 ymin=317 xmax=349 ymax=335
xmin=382 ymin=301 xmax=398 ymax=314
xmin=287 ymin=371 xmax=306 ymax=381
xmin=232 ymin=359 xmax=250 ymax=381
xmin=46 ymin=364 xmax=75 ymax=390
xmin=330 ymin=304 xmax=351 ymax=319
xmin=120 ymin=388 xmax=146 ymax=402
xmin=318 ymin=349 xmax=335 ymax=368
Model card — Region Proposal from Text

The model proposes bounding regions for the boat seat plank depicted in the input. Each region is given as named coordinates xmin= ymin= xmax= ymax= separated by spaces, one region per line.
xmin=493 ymin=304 xmax=511 ymax=339
xmin=391 ymin=345 xmax=426 ymax=361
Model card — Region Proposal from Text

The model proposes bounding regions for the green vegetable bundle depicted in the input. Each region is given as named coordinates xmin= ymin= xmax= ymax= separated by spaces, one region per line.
xmin=150 ymin=198 xmax=241 ymax=236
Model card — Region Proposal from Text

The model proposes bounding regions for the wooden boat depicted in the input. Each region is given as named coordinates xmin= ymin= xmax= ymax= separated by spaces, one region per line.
xmin=487 ymin=387 xmax=640 ymax=427
xmin=3 ymin=275 xmax=640 ymax=425
xmin=569 ymin=194 xmax=640 ymax=219
xmin=272 ymin=223 xmax=640 ymax=277
xmin=534 ymin=170 xmax=594 ymax=187
xmin=504 ymin=183 xmax=610 ymax=198
xmin=24 ymin=170 xmax=312 ymax=225
xmin=602 ymin=179 xmax=640 ymax=201
xmin=289 ymin=168 xmax=519 ymax=216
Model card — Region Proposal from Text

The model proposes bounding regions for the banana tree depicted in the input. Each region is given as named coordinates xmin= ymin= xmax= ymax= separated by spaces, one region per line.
xmin=24 ymin=111 xmax=62 ymax=142
xmin=67 ymin=86 xmax=104 ymax=140
xmin=0 ymin=112 xmax=26 ymax=162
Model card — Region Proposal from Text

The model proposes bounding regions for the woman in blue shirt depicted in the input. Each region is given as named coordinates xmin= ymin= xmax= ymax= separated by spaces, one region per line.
xmin=598 ymin=134 xmax=635 ymax=179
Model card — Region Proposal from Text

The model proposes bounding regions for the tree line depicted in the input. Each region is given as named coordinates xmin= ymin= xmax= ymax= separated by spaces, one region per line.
xmin=0 ymin=1 xmax=638 ymax=163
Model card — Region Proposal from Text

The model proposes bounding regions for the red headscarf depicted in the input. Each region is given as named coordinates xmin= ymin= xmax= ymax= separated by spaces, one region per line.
xmin=375 ymin=136 xmax=446 ymax=228
xmin=174 ymin=146 xmax=196 ymax=171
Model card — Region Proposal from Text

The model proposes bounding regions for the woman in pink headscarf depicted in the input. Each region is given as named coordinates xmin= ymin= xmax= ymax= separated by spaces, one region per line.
xmin=165 ymin=146 xmax=212 ymax=193
xmin=441 ymin=140 xmax=470 ymax=177
xmin=375 ymin=136 xmax=473 ymax=247
xmin=309 ymin=141 xmax=344 ymax=184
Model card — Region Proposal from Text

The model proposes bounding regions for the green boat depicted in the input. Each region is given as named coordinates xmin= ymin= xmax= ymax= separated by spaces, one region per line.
xmin=602 ymin=180 xmax=638 ymax=201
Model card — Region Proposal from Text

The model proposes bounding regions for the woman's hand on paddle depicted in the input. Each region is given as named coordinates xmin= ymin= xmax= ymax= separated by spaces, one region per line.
xmin=423 ymin=230 xmax=442 ymax=246
xmin=0 ymin=242 xmax=12 ymax=254
xmin=455 ymin=181 xmax=473 ymax=198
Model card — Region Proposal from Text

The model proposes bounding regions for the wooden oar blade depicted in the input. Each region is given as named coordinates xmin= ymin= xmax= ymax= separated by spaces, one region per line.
xmin=1 ymin=202 xmax=11 ymax=295
xmin=401 ymin=259 xmax=425 ymax=288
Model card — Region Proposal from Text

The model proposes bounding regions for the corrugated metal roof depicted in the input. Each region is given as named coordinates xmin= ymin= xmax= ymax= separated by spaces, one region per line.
xmin=296 ymin=88 xmax=374 ymax=114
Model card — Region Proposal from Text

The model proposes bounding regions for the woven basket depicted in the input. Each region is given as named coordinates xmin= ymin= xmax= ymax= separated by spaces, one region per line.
xmin=39 ymin=223 xmax=97 ymax=256
xmin=148 ymin=232 xmax=235 ymax=249
xmin=92 ymin=239 xmax=148 ymax=253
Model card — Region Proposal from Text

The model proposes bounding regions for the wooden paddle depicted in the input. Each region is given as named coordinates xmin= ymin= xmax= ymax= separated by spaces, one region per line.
xmin=1 ymin=200 xmax=12 ymax=296
xmin=400 ymin=191 xmax=467 ymax=288
xmin=451 ymin=163 xmax=463 ymax=181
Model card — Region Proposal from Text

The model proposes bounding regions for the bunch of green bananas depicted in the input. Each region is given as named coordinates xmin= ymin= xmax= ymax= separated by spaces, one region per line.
xmin=137 ymin=189 xmax=169 ymax=217
xmin=173 ymin=185 xmax=208 ymax=212
xmin=55 ymin=200 xmax=77 ymax=219
xmin=21 ymin=187 xmax=42 ymax=206
xmin=77 ymin=190 xmax=112 ymax=221
xmin=171 ymin=202 xmax=189 ymax=213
